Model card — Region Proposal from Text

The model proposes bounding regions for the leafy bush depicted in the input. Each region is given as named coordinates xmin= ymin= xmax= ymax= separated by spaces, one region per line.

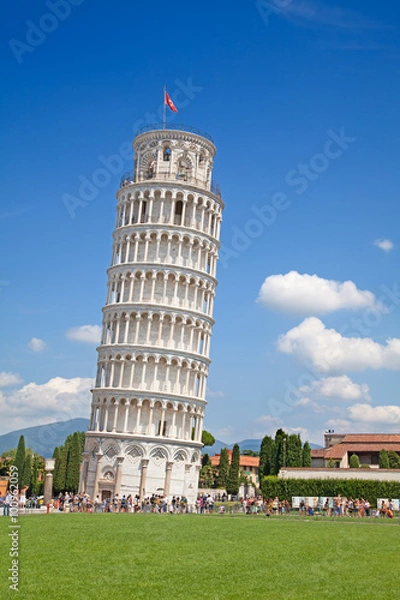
xmin=260 ymin=476 xmax=400 ymax=506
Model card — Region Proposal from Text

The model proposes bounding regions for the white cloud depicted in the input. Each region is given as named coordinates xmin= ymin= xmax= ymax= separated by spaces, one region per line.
xmin=349 ymin=403 xmax=400 ymax=424
xmin=251 ymin=415 xmax=284 ymax=438
xmin=325 ymin=418 xmax=351 ymax=430
xmin=206 ymin=389 xmax=226 ymax=398
xmin=28 ymin=337 xmax=46 ymax=352
xmin=275 ymin=1 xmax=379 ymax=29
xmin=299 ymin=375 xmax=370 ymax=402
xmin=255 ymin=414 xmax=282 ymax=426
xmin=257 ymin=271 xmax=384 ymax=315
xmin=0 ymin=376 xmax=93 ymax=435
xmin=66 ymin=325 xmax=102 ymax=344
xmin=278 ymin=317 xmax=400 ymax=373
xmin=217 ymin=426 xmax=234 ymax=440
xmin=284 ymin=426 xmax=310 ymax=440
xmin=0 ymin=372 xmax=23 ymax=388
xmin=374 ymin=239 xmax=394 ymax=252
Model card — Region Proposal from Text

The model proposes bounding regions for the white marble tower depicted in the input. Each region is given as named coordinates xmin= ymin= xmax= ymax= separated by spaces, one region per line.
xmin=79 ymin=125 xmax=223 ymax=505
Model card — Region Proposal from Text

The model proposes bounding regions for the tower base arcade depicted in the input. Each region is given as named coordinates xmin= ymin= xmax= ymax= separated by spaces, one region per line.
xmin=80 ymin=434 xmax=202 ymax=505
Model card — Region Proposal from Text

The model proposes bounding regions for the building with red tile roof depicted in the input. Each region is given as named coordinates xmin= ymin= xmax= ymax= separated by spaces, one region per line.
xmin=311 ymin=432 xmax=400 ymax=469
xmin=210 ymin=450 xmax=260 ymax=486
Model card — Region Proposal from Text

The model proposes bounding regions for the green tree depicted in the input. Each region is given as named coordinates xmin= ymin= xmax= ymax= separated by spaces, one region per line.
xmin=202 ymin=453 xmax=211 ymax=468
xmin=216 ymin=448 xmax=229 ymax=488
xmin=388 ymin=450 xmax=400 ymax=469
xmin=22 ymin=452 xmax=32 ymax=490
xmin=13 ymin=435 xmax=26 ymax=489
xmin=287 ymin=434 xmax=303 ymax=467
xmin=379 ymin=449 xmax=390 ymax=469
xmin=226 ymin=444 xmax=240 ymax=496
xmin=242 ymin=450 xmax=259 ymax=456
xmin=259 ymin=435 xmax=275 ymax=477
xmin=30 ymin=454 xmax=44 ymax=496
xmin=327 ymin=458 xmax=335 ymax=468
xmin=0 ymin=452 xmax=14 ymax=476
xmin=199 ymin=463 xmax=215 ymax=488
xmin=201 ymin=430 xmax=216 ymax=447
xmin=273 ymin=429 xmax=288 ymax=474
xmin=302 ymin=441 xmax=312 ymax=467
xmin=65 ymin=432 xmax=82 ymax=492
xmin=349 ymin=454 xmax=360 ymax=468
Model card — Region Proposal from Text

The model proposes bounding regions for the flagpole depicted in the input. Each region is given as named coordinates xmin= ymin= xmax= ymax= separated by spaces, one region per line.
xmin=163 ymin=85 xmax=166 ymax=129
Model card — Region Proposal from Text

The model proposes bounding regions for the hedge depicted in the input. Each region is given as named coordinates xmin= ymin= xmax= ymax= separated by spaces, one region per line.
xmin=260 ymin=476 xmax=400 ymax=506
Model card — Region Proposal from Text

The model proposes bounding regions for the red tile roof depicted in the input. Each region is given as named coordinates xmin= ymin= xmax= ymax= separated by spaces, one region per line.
xmin=209 ymin=453 xmax=259 ymax=468
xmin=342 ymin=434 xmax=400 ymax=443
xmin=313 ymin=440 xmax=400 ymax=460
xmin=310 ymin=449 xmax=326 ymax=458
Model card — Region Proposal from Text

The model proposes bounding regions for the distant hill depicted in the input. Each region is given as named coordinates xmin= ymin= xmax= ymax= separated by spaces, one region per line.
xmin=0 ymin=418 xmax=90 ymax=457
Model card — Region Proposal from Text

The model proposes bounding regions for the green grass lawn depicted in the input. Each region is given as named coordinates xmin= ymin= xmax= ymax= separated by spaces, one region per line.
xmin=1 ymin=513 xmax=399 ymax=599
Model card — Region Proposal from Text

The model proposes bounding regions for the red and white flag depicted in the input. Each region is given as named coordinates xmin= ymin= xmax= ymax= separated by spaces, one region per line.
xmin=165 ymin=90 xmax=178 ymax=113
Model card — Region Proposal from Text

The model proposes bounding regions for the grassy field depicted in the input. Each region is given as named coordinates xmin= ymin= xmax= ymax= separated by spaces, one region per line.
xmin=1 ymin=513 xmax=399 ymax=599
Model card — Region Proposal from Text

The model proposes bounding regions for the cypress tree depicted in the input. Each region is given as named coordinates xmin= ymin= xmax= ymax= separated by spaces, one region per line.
xmin=22 ymin=452 xmax=32 ymax=490
xmin=217 ymin=447 xmax=229 ymax=488
xmin=14 ymin=435 xmax=26 ymax=489
xmin=273 ymin=429 xmax=288 ymax=474
xmin=259 ymin=435 xmax=275 ymax=477
xmin=287 ymin=434 xmax=303 ymax=467
xmin=379 ymin=449 xmax=390 ymax=469
xmin=302 ymin=441 xmax=312 ymax=467
xmin=65 ymin=432 xmax=81 ymax=492
xmin=226 ymin=444 xmax=240 ymax=496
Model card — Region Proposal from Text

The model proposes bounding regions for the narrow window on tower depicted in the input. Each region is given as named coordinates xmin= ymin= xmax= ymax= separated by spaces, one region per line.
xmin=163 ymin=145 xmax=171 ymax=161
xmin=141 ymin=201 xmax=147 ymax=223
xmin=203 ymin=292 xmax=208 ymax=313
xmin=162 ymin=421 xmax=168 ymax=436
xmin=174 ymin=200 xmax=183 ymax=225
xmin=147 ymin=160 xmax=154 ymax=179
xmin=210 ymin=215 xmax=215 ymax=237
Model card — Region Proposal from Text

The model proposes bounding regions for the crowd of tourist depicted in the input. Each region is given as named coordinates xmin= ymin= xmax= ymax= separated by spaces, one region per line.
xmin=1 ymin=491 xmax=397 ymax=518
xmin=298 ymin=496 xmax=395 ymax=518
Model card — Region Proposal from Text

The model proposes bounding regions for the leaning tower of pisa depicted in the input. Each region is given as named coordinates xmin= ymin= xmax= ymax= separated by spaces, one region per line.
xmin=79 ymin=125 xmax=223 ymax=505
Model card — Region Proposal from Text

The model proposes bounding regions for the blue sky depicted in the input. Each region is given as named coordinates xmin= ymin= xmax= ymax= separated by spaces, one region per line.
xmin=0 ymin=0 xmax=399 ymax=445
